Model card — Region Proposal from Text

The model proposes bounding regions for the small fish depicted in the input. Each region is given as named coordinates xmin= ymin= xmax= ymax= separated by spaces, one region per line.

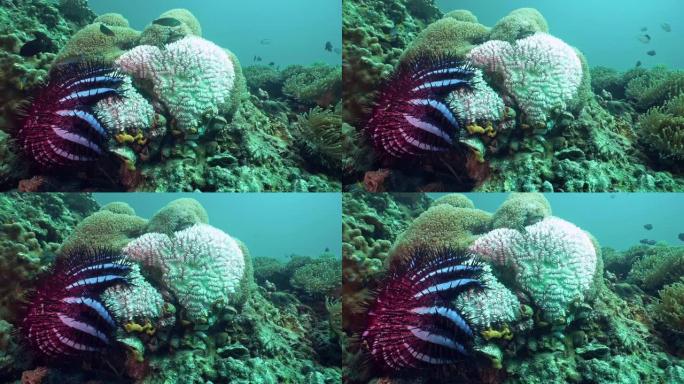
xmin=253 ymin=55 xmax=262 ymax=62
xmin=100 ymin=23 xmax=115 ymax=37
xmin=325 ymin=41 xmax=333 ymax=52
xmin=639 ymin=239 xmax=657 ymax=245
xmin=20 ymin=38 xmax=48 ymax=57
xmin=260 ymin=39 xmax=271 ymax=45
xmin=641 ymin=27 xmax=648 ymax=32
xmin=268 ymin=61 xmax=275 ymax=66
xmin=636 ymin=60 xmax=642 ymax=67
xmin=644 ymin=224 xmax=653 ymax=230
xmin=678 ymin=233 xmax=684 ymax=242
xmin=153 ymin=17 xmax=182 ymax=27
xmin=647 ymin=50 xmax=656 ymax=56
xmin=661 ymin=22 xmax=671 ymax=32
xmin=638 ymin=34 xmax=651 ymax=43
xmin=334 ymin=47 xmax=341 ymax=54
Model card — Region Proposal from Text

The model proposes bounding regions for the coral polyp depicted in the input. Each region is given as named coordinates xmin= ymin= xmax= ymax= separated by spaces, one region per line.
xmin=367 ymin=56 xmax=476 ymax=161
xmin=361 ymin=247 xmax=484 ymax=373
xmin=18 ymin=63 xmax=125 ymax=168
xmin=20 ymin=247 xmax=131 ymax=361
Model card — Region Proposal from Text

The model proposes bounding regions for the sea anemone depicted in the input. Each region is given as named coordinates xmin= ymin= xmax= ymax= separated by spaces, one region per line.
xmin=366 ymin=56 xmax=476 ymax=161
xmin=20 ymin=247 xmax=131 ymax=361
xmin=361 ymin=247 xmax=485 ymax=374
xmin=18 ymin=62 xmax=124 ymax=168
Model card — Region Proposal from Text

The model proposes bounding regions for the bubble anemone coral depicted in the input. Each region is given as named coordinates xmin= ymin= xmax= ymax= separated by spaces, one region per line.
xmin=638 ymin=93 xmax=684 ymax=166
xmin=400 ymin=17 xmax=490 ymax=62
xmin=467 ymin=33 xmax=583 ymax=128
xmin=469 ymin=216 xmax=597 ymax=323
xmin=653 ymin=278 xmax=684 ymax=334
xmin=295 ymin=106 xmax=344 ymax=174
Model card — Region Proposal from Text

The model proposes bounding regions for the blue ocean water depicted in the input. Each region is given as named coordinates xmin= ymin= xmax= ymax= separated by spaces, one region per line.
xmin=93 ymin=193 xmax=342 ymax=260
xmin=88 ymin=0 xmax=342 ymax=67
xmin=430 ymin=193 xmax=684 ymax=250
xmin=436 ymin=0 xmax=684 ymax=70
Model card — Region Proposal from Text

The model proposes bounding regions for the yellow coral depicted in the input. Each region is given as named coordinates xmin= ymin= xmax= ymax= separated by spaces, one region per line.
xmin=481 ymin=325 xmax=513 ymax=341
xmin=466 ymin=123 xmax=497 ymax=138
xmin=124 ymin=321 xmax=156 ymax=335
xmin=115 ymin=132 xmax=146 ymax=145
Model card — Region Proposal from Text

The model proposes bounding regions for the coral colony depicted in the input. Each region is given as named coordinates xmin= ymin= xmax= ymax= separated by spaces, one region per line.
xmin=362 ymin=247 xmax=485 ymax=372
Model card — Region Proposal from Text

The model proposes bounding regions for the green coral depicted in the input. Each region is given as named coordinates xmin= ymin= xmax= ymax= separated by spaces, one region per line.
xmin=638 ymin=93 xmax=684 ymax=166
xmin=627 ymin=245 xmax=684 ymax=292
xmin=60 ymin=205 xmax=147 ymax=254
xmin=625 ymin=66 xmax=684 ymax=111
xmin=93 ymin=12 xmax=129 ymax=27
xmin=55 ymin=21 xmax=140 ymax=64
xmin=654 ymin=278 xmax=684 ymax=334
xmin=290 ymin=256 xmax=342 ymax=299
xmin=430 ymin=193 xmax=475 ymax=209
xmin=491 ymin=192 xmax=552 ymax=230
xmin=443 ymin=9 xmax=478 ymax=23
xmin=100 ymin=201 xmax=136 ymax=215
xmin=489 ymin=8 xmax=549 ymax=42
xmin=146 ymin=198 xmax=209 ymax=235
xmin=138 ymin=8 xmax=202 ymax=47
xmin=282 ymin=63 xmax=342 ymax=108
xmin=390 ymin=203 xmax=492 ymax=263
xmin=401 ymin=16 xmax=489 ymax=62
xmin=295 ymin=105 xmax=343 ymax=174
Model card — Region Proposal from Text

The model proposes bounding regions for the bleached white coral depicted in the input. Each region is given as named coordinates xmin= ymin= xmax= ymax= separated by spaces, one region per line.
xmin=101 ymin=264 xmax=164 ymax=324
xmin=94 ymin=76 xmax=155 ymax=135
xmin=469 ymin=216 xmax=597 ymax=322
xmin=467 ymin=33 xmax=582 ymax=127
xmin=123 ymin=224 xmax=245 ymax=325
xmin=116 ymin=36 xmax=236 ymax=134
xmin=447 ymin=69 xmax=505 ymax=125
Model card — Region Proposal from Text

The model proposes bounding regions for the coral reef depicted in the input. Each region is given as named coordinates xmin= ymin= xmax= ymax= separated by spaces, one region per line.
xmin=342 ymin=2 xmax=684 ymax=192
xmin=638 ymin=93 xmax=684 ymax=168
xmin=0 ymin=5 xmax=341 ymax=192
xmin=0 ymin=196 xmax=341 ymax=382
xmin=290 ymin=255 xmax=342 ymax=299
xmin=344 ymin=192 xmax=684 ymax=384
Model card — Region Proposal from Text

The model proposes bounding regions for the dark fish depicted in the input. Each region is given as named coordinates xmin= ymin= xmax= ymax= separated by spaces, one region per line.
xmin=638 ymin=34 xmax=651 ymax=43
xmin=100 ymin=23 xmax=115 ymax=37
xmin=253 ymin=55 xmax=262 ymax=62
xmin=268 ymin=61 xmax=275 ymax=66
xmin=678 ymin=233 xmax=684 ymax=242
xmin=20 ymin=38 xmax=48 ymax=57
xmin=647 ymin=50 xmax=656 ymax=56
xmin=636 ymin=60 xmax=642 ymax=67
xmin=153 ymin=17 xmax=182 ymax=27
xmin=661 ymin=22 xmax=671 ymax=32
xmin=639 ymin=239 xmax=657 ymax=245
xmin=325 ymin=41 xmax=333 ymax=52
xmin=260 ymin=39 xmax=271 ymax=45
xmin=644 ymin=224 xmax=653 ymax=230
xmin=641 ymin=27 xmax=648 ymax=32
